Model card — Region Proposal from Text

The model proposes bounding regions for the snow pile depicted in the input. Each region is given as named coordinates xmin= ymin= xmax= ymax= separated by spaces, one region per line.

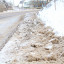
xmin=38 ymin=0 xmax=64 ymax=36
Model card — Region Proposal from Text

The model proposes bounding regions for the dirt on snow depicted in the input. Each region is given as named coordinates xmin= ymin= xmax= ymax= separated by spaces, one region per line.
xmin=0 ymin=12 xmax=64 ymax=64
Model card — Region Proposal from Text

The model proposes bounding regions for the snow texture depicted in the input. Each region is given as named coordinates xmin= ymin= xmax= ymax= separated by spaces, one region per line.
xmin=38 ymin=0 xmax=64 ymax=36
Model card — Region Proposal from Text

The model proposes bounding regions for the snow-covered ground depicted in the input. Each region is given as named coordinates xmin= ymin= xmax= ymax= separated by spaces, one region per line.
xmin=0 ymin=11 xmax=64 ymax=64
xmin=38 ymin=0 xmax=64 ymax=36
xmin=0 ymin=9 xmax=39 ymax=50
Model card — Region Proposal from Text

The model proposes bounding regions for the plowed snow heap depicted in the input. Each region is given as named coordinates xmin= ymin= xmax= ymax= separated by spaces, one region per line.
xmin=39 ymin=0 xmax=64 ymax=36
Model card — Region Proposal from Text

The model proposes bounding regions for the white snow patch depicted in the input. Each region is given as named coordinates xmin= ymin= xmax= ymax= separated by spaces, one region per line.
xmin=38 ymin=0 xmax=64 ymax=36
xmin=45 ymin=43 xmax=53 ymax=50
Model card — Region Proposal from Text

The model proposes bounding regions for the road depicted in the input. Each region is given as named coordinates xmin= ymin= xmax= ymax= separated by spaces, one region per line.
xmin=0 ymin=9 xmax=39 ymax=19
xmin=0 ymin=15 xmax=22 ymax=50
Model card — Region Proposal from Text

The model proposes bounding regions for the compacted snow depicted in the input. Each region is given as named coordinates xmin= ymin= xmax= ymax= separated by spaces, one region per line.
xmin=0 ymin=14 xmax=22 ymax=50
xmin=38 ymin=0 xmax=64 ymax=36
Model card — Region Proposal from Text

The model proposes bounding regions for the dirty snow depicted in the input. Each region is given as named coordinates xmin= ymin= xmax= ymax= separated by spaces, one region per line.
xmin=0 ymin=12 xmax=64 ymax=64
xmin=38 ymin=0 xmax=64 ymax=36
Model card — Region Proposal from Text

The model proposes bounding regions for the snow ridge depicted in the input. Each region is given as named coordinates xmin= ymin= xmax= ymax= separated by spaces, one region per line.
xmin=38 ymin=0 xmax=64 ymax=36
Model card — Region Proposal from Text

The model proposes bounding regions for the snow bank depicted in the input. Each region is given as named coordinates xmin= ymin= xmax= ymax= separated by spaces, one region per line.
xmin=38 ymin=0 xmax=64 ymax=36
